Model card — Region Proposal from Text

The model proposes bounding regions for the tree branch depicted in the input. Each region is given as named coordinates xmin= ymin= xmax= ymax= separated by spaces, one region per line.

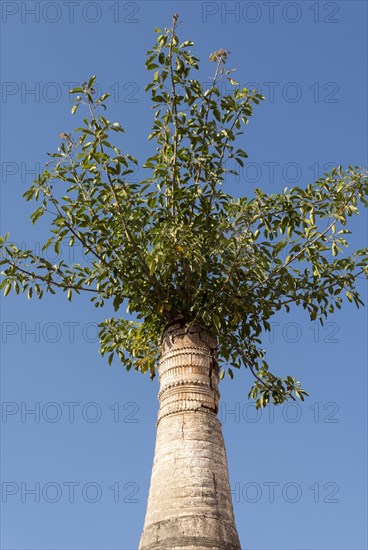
xmin=168 ymin=13 xmax=180 ymax=215
xmin=1 ymin=255 xmax=99 ymax=294
xmin=230 ymin=336 xmax=296 ymax=401
xmin=45 ymin=183 xmax=110 ymax=267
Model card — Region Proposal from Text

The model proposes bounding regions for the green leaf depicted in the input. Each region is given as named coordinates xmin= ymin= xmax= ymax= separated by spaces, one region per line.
xmin=4 ymin=282 xmax=11 ymax=296
xmin=212 ymin=313 xmax=221 ymax=333
xmin=88 ymin=75 xmax=96 ymax=88
xmin=180 ymin=40 xmax=194 ymax=48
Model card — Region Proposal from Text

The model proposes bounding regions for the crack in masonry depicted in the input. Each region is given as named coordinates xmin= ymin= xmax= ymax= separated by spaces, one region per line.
xmin=197 ymin=332 xmax=213 ymax=379
xmin=197 ymin=329 xmax=219 ymax=414
xmin=213 ymin=472 xmax=217 ymax=497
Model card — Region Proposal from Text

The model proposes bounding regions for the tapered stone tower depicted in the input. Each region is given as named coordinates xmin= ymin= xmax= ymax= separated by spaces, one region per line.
xmin=139 ymin=320 xmax=241 ymax=550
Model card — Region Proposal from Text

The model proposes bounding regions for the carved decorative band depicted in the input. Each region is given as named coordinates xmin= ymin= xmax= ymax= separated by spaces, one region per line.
xmin=159 ymin=351 xmax=212 ymax=374
xmin=158 ymin=365 xmax=215 ymax=385
xmin=157 ymin=401 xmax=218 ymax=423
xmin=160 ymin=345 xmax=211 ymax=358
xmin=158 ymin=389 xmax=219 ymax=421
xmin=141 ymin=536 xmax=240 ymax=550
xmin=160 ymin=386 xmax=218 ymax=404
xmin=158 ymin=378 xmax=220 ymax=399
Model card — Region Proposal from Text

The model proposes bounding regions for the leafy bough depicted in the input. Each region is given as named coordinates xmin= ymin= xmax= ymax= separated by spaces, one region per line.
xmin=1 ymin=16 xmax=367 ymax=408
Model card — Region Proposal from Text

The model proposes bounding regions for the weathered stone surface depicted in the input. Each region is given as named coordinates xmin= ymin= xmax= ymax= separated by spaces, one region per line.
xmin=139 ymin=322 xmax=241 ymax=549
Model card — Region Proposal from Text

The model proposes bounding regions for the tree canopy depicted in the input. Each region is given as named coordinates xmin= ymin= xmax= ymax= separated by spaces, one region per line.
xmin=1 ymin=15 xmax=367 ymax=408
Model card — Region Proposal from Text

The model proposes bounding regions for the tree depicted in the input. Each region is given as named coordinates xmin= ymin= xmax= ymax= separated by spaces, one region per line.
xmin=1 ymin=14 xmax=367 ymax=548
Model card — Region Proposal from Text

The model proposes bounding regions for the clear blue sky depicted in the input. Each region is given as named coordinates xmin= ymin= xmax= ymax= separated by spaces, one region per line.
xmin=1 ymin=1 xmax=367 ymax=549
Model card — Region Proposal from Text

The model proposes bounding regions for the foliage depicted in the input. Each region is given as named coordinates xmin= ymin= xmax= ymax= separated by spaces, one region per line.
xmin=1 ymin=15 xmax=367 ymax=408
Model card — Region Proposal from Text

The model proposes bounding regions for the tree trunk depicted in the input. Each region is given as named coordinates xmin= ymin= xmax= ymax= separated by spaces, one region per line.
xmin=139 ymin=321 xmax=241 ymax=550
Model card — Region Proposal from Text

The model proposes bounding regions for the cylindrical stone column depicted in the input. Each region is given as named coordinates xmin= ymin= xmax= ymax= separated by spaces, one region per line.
xmin=139 ymin=321 xmax=241 ymax=550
